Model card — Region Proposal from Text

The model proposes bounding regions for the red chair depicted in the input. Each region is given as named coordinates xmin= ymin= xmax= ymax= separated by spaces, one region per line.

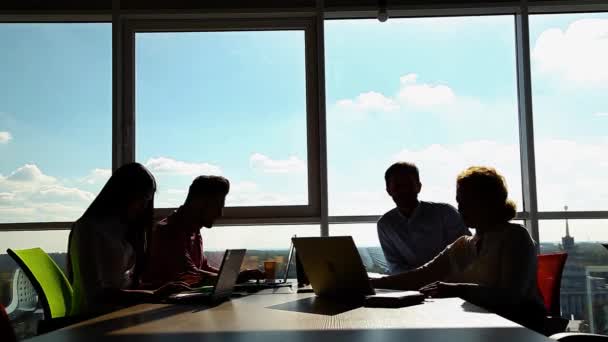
xmin=537 ymin=252 xmax=568 ymax=316
xmin=0 ymin=304 xmax=17 ymax=342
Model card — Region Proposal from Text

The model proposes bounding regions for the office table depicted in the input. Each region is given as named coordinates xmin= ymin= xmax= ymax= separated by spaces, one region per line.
xmin=28 ymin=289 xmax=553 ymax=342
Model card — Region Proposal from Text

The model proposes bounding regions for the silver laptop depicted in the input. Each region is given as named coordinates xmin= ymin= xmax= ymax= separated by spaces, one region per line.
xmin=167 ymin=249 xmax=246 ymax=304
xmin=292 ymin=236 xmax=420 ymax=301
xmin=292 ymin=236 xmax=374 ymax=298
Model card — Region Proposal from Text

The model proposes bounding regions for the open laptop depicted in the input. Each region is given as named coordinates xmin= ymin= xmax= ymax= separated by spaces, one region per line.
xmin=264 ymin=238 xmax=296 ymax=286
xmin=292 ymin=236 xmax=424 ymax=304
xmin=166 ymin=249 xmax=246 ymax=304
xmin=234 ymin=239 xmax=296 ymax=292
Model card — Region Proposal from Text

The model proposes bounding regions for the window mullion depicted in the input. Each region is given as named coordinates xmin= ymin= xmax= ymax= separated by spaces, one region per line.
xmin=515 ymin=3 xmax=540 ymax=246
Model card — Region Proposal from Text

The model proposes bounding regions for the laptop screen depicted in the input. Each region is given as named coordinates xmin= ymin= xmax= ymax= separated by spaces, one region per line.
xmin=282 ymin=240 xmax=296 ymax=282
xmin=213 ymin=249 xmax=246 ymax=298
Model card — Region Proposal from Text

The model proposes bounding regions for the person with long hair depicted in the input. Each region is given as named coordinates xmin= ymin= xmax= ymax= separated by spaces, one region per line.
xmin=372 ymin=166 xmax=545 ymax=329
xmin=68 ymin=162 xmax=189 ymax=316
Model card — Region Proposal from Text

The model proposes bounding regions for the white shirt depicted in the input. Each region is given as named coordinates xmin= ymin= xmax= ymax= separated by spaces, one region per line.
xmin=377 ymin=201 xmax=470 ymax=274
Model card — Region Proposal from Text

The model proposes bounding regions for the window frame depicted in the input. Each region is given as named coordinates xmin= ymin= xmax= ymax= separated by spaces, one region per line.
xmin=121 ymin=17 xmax=324 ymax=224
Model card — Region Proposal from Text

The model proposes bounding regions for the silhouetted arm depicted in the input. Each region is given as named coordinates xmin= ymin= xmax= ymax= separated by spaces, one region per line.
xmin=105 ymin=282 xmax=192 ymax=301
xmin=372 ymin=237 xmax=464 ymax=290
xmin=201 ymin=256 xmax=220 ymax=274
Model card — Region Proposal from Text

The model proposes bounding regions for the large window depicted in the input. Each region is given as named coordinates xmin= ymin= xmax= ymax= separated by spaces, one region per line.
xmin=325 ymin=16 xmax=522 ymax=217
xmin=530 ymin=12 xmax=608 ymax=334
xmin=3 ymin=3 xmax=608 ymax=338
xmin=135 ymin=28 xmax=310 ymax=210
xmin=0 ymin=23 xmax=111 ymax=223
xmin=530 ymin=12 xmax=608 ymax=212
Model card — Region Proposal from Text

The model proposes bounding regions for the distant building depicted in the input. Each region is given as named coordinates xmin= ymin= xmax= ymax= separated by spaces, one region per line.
xmin=562 ymin=205 xmax=575 ymax=251
xmin=555 ymin=207 xmax=608 ymax=334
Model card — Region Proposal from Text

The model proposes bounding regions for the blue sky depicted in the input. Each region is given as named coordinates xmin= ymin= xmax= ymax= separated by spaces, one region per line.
xmin=135 ymin=31 xmax=308 ymax=207
xmin=1 ymin=13 xmax=608 ymax=251
xmin=0 ymin=24 xmax=111 ymax=180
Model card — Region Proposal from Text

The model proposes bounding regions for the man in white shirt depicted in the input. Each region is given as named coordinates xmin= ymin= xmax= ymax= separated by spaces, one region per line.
xmin=377 ymin=162 xmax=470 ymax=274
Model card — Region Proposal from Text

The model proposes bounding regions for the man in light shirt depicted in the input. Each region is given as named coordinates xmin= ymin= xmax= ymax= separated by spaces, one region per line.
xmin=377 ymin=162 xmax=470 ymax=274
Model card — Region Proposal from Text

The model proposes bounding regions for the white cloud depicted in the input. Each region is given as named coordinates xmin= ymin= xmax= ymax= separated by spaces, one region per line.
xmin=335 ymin=91 xmax=399 ymax=113
xmin=27 ymin=202 xmax=86 ymax=222
xmin=330 ymin=190 xmax=392 ymax=216
xmin=391 ymin=140 xmax=523 ymax=207
xmin=0 ymin=164 xmax=94 ymax=222
xmin=594 ymin=112 xmax=608 ymax=117
xmin=156 ymin=189 xmax=187 ymax=207
xmin=226 ymin=181 xmax=307 ymax=206
xmin=397 ymin=82 xmax=456 ymax=108
xmin=0 ymin=192 xmax=15 ymax=204
xmin=400 ymin=73 xmax=418 ymax=84
xmin=5 ymin=164 xmax=56 ymax=184
xmin=227 ymin=191 xmax=306 ymax=207
xmin=0 ymin=131 xmax=12 ymax=144
xmin=144 ymin=157 xmax=222 ymax=176
xmin=79 ymin=168 xmax=111 ymax=185
xmin=0 ymin=164 xmax=58 ymax=195
xmin=32 ymin=185 xmax=94 ymax=203
xmin=533 ymin=138 xmax=608 ymax=211
xmin=331 ymin=74 xmax=481 ymax=119
xmin=0 ymin=207 xmax=37 ymax=222
xmin=532 ymin=18 xmax=608 ymax=86
xmin=249 ymin=153 xmax=306 ymax=174
xmin=231 ymin=181 xmax=259 ymax=193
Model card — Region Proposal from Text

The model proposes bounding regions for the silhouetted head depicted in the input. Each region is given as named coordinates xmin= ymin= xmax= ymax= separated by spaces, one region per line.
xmin=183 ymin=175 xmax=230 ymax=229
xmin=456 ymin=166 xmax=516 ymax=230
xmin=83 ymin=162 xmax=156 ymax=225
xmin=385 ymin=162 xmax=421 ymax=210
xmin=69 ymin=163 xmax=156 ymax=283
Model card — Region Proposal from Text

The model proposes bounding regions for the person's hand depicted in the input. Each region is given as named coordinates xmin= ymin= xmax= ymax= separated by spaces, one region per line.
xmin=178 ymin=273 xmax=205 ymax=287
xmin=419 ymin=281 xmax=461 ymax=298
xmin=196 ymin=273 xmax=218 ymax=287
xmin=370 ymin=276 xmax=391 ymax=289
xmin=153 ymin=281 xmax=192 ymax=298
xmin=237 ymin=269 xmax=265 ymax=283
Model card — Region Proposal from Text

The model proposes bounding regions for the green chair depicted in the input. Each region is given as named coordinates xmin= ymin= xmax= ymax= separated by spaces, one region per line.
xmin=6 ymin=248 xmax=73 ymax=321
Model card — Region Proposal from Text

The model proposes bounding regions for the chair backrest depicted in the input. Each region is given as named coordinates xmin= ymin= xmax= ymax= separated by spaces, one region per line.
xmin=6 ymin=248 xmax=73 ymax=320
xmin=5 ymin=268 xmax=38 ymax=315
xmin=537 ymin=252 xmax=568 ymax=316
xmin=0 ymin=304 xmax=17 ymax=342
